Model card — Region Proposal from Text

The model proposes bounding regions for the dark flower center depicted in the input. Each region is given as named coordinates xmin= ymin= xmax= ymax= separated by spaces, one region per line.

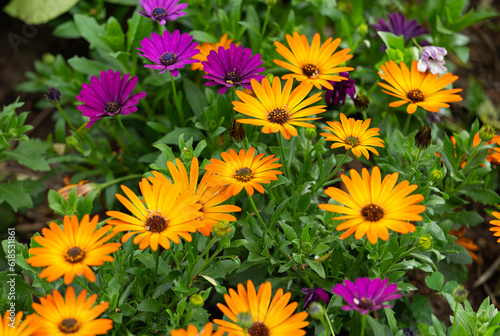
xmin=248 ymin=321 xmax=270 ymax=336
xmin=302 ymin=63 xmax=319 ymax=78
xmin=344 ymin=135 xmax=360 ymax=147
xmin=234 ymin=167 xmax=253 ymax=182
xmin=65 ymin=247 xmax=85 ymax=264
xmin=160 ymin=53 xmax=177 ymax=66
xmin=59 ymin=318 xmax=80 ymax=333
xmin=152 ymin=7 xmax=168 ymax=21
xmin=106 ymin=101 xmax=120 ymax=115
xmin=146 ymin=213 xmax=168 ymax=233
xmin=406 ymin=89 xmax=424 ymax=103
xmin=357 ymin=297 xmax=376 ymax=310
xmin=361 ymin=204 xmax=384 ymax=222
xmin=268 ymin=108 xmax=289 ymax=125
xmin=225 ymin=71 xmax=241 ymax=84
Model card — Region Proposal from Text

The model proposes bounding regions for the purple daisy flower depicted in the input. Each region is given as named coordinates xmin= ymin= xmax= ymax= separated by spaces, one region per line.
xmin=202 ymin=44 xmax=265 ymax=95
xmin=323 ymin=72 xmax=356 ymax=106
xmin=138 ymin=0 xmax=188 ymax=25
xmin=332 ymin=277 xmax=402 ymax=315
xmin=372 ymin=13 xmax=428 ymax=42
xmin=301 ymin=287 xmax=331 ymax=310
xmin=137 ymin=30 xmax=199 ymax=77
xmin=417 ymin=46 xmax=448 ymax=75
xmin=76 ymin=69 xmax=147 ymax=128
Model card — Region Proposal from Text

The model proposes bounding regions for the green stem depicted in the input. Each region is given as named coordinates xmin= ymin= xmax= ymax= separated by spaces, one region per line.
xmin=324 ymin=310 xmax=336 ymax=336
xmin=98 ymin=174 xmax=143 ymax=189
xmin=360 ymin=313 xmax=367 ymax=336
xmin=170 ymin=72 xmax=185 ymax=126
xmin=362 ymin=111 xmax=368 ymax=121
xmin=261 ymin=5 xmax=272 ymax=39
xmin=145 ymin=249 xmax=160 ymax=298
xmin=451 ymin=301 xmax=459 ymax=335
xmin=75 ymin=277 xmax=93 ymax=294
xmin=277 ymin=134 xmax=292 ymax=179
xmin=116 ymin=115 xmax=144 ymax=149
xmin=313 ymin=149 xmax=351 ymax=193
xmin=346 ymin=239 xmax=368 ymax=279
xmin=182 ymin=307 xmax=197 ymax=328
xmin=187 ymin=236 xmax=218 ymax=286
xmin=403 ymin=113 xmax=412 ymax=135
xmin=247 ymin=193 xmax=270 ymax=233
xmin=55 ymin=102 xmax=78 ymax=133
xmin=462 ymin=139 xmax=483 ymax=172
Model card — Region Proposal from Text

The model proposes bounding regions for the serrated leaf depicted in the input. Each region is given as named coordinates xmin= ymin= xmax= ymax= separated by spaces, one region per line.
xmin=5 ymin=139 xmax=50 ymax=171
xmin=0 ymin=181 xmax=33 ymax=211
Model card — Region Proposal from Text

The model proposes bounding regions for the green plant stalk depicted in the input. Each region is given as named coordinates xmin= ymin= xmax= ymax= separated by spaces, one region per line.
xmin=170 ymin=72 xmax=185 ymax=126
xmin=403 ymin=113 xmax=412 ymax=135
xmin=182 ymin=306 xmax=197 ymax=328
xmin=313 ymin=149 xmax=351 ymax=193
xmin=98 ymin=174 xmax=143 ymax=189
xmin=451 ymin=301 xmax=459 ymax=335
xmin=116 ymin=115 xmax=145 ymax=150
xmin=145 ymin=249 xmax=160 ymax=298
xmin=277 ymin=134 xmax=292 ymax=179
xmin=462 ymin=139 xmax=483 ymax=173
xmin=360 ymin=313 xmax=367 ymax=336
xmin=187 ymin=236 xmax=219 ymax=286
xmin=75 ymin=277 xmax=93 ymax=295
xmin=413 ymin=148 xmax=423 ymax=169
xmin=324 ymin=310 xmax=336 ymax=336
xmin=55 ymin=102 xmax=78 ymax=133
xmin=346 ymin=239 xmax=369 ymax=279
xmin=247 ymin=192 xmax=271 ymax=234
xmin=261 ymin=5 xmax=272 ymax=40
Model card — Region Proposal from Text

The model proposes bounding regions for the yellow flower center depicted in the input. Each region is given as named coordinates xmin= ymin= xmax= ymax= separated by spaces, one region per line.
xmin=65 ymin=247 xmax=85 ymax=264
xmin=105 ymin=101 xmax=120 ymax=114
xmin=234 ymin=167 xmax=253 ymax=182
xmin=59 ymin=318 xmax=80 ymax=333
xmin=344 ymin=135 xmax=360 ymax=147
xmin=361 ymin=204 xmax=384 ymax=222
xmin=406 ymin=89 xmax=424 ymax=103
xmin=248 ymin=321 xmax=270 ymax=336
xmin=268 ymin=108 xmax=289 ymax=125
xmin=145 ymin=212 xmax=168 ymax=233
xmin=302 ymin=63 xmax=319 ymax=79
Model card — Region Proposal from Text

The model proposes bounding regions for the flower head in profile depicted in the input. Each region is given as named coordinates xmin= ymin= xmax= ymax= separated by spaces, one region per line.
xmin=323 ymin=72 xmax=356 ymax=106
xmin=192 ymin=33 xmax=237 ymax=71
xmin=490 ymin=210 xmax=500 ymax=243
xmin=76 ymin=69 xmax=146 ymax=128
xmin=320 ymin=113 xmax=385 ymax=159
xmin=301 ymin=287 xmax=331 ymax=310
xmin=31 ymin=287 xmax=112 ymax=335
xmin=378 ymin=60 xmax=462 ymax=114
xmin=138 ymin=0 xmax=188 ymax=25
xmin=372 ymin=13 xmax=428 ymax=43
xmin=214 ymin=280 xmax=309 ymax=336
xmin=27 ymin=215 xmax=120 ymax=285
xmin=450 ymin=226 xmax=479 ymax=262
xmin=171 ymin=323 xmax=224 ymax=336
xmin=205 ymin=147 xmax=283 ymax=196
xmin=148 ymin=157 xmax=241 ymax=236
xmin=234 ymin=77 xmax=326 ymax=140
xmin=418 ymin=46 xmax=448 ymax=75
xmin=274 ymin=32 xmax=354 ymax=90
xmin=319 ymin=166 xmax=425 ymax=244
xmin=332 ymin=278 xmax=402 ymax=315
xmin=106 ymin=177 xmax=203 ymax=251
xmin=137 ymin=30 xmax=199 ymax=77
xmin=202 ymin=44 xmax=265 ymax=94
xmin=57 ymin=179 xmax=96 ymax=201
xmin=1 ymin=311 xmax=38 ymax=336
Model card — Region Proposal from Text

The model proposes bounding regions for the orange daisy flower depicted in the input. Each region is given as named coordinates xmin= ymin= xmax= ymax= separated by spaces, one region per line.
xmin=204 ymin=147 xmax=283 ymax=196
xmin=449 ymin=226 xmax=479 ymax=262
xmin=214 ymin=280 xmax=309 ymax=336
xmin=31 ymin=287 xmax=112 ymax=336
xmin=191 ymin=33 xmax=237 ymax=71
xmin=320 ymin=112 xmax=385 ymax=159
xmin=319 ymin=166 xmax=425 ymax=244
xmin=27 ymin=215 xmax=120 ymax=284
xmin=171 ymin=323 xmax=224 ymax=336
xmin=274 ymin=32 xmax=354 ymax=90
xmin=106 ymin=177 xmax=203 ymax=251
xmin=378 ymin=60 xmax=462 ymax=114
xmin=148 ymin=157 xmax=241 ymax=236
xmin=57 ymin=180 xmax=96 ymax=201
xmin=1 ymin=311 xmax=38 ymax=336
xmin=489 ymin=210 xmax=500 ymax=243
xmin=437 ymin=133 xmax=500 ymax=168
xmin=234 ymin=77 xmax=326 ymax=140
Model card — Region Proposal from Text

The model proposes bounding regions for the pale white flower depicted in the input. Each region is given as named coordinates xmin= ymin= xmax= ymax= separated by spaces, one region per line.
xmin=417 ymin=46 xmax=448 ymax=75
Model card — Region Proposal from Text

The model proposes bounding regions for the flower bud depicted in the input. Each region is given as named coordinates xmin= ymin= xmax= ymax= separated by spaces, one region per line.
xmin=415 ymin=125 xmax=431 ymax=149
xmin=190 ymin=294 xmax=204 ymax=308
xmin=265 ymin=73 xmax=275 ymax=83
xmin=479 ymin=124 xmax=496 ymax=142
xmin=478 ymin=310 xmax=489 ymax=324
xmin=354 ymin=93 xmax=370 ymax=111
xmin=46 ymin=87 xmax=61 ymax=103
xmin=429 ymin=168 xmax=445 ymax=184
xmin=417 ymin=234 xmax=432 ymax=251
xmin=236 ymin=311 xmax=253 ymax=330
xmin=229 ymin=119 xmax=246 ymax=143
xmin=305 ymin=127 xmax=316 ymax=141
xmin=357 ymin=23 xmax=368 ymax=36
xmin=452 ymin=284 xmax=468 ymax=303
xmin=181 ymin=146 xmax=194 ymax=162
xmin=308 ymin=302 xmax=325 ymax=320
xmin=213 ymin=220 xmax=232 ymax=238
xmin=265 ymin=0 xmax=277 ymax=5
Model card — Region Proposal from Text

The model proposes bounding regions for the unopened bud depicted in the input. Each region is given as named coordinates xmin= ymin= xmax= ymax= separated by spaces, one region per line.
xmin=181 ymin=147 xmax=194 ymax=162
xmin=229 ymin=119 xmax=246 ymax=143
xmin=236 ymin=311 xmax=253 ymax=330
xmin=429 ymin=168 xmax=445 ymax=184
xmin=190 ymin=294 xmax=204 ymax=308
xmin=415 ymin=125 xmax=431 ymax=150
xmin=358 ymin=23 xmax=368 ymax=36
xmin=265 ymin=73 xmax=275 ymax=83
xmin=266 ymin=0 xmax=277 ymax=5
xmin=354 ymin=93 xmax=370 ymax=111
xmin=305 ymin=127 xmax=316 ymax=141
xmin=46 ymin=87 xmax=61 ymax=103
xmin=478 ymin=310 xmax=489 ymax=324
xmin=308 ymin=302 xmax=325 ymax=320
xmin=213 ymin=220 xmax=231 ymax=238
xmin=417 ymin=234 xmax=432 ymax=251
xmin=479 ymin=124 xmax=496 ymax=142
xmin=452 ymin=284 xmax=468 ymax=303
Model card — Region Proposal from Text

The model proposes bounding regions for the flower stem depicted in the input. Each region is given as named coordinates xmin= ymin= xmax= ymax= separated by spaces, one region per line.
xmin=187 ymin=236 xmax=219 ymax=287
xmin=360 ymin=313 xmax=367 ymax=336
xmin=116 ymin=115 xmax=144 ymax=149
xmin=451 ymin=301 xmax=459 ymax=335
xmin=403 ymin=113 xmax=412 ymax=135
xmin=55 ymin=102 xmax=78 ymax=133
xmin=462 ymin=139 xmax=483 ymax=173
xmin=247 ymin=192 xmax=270 ymax=233
xmin=324 ymin=310 xmax=335 ymax=336
xmin=170 ymin=72 xmax=185 ymax=126
xmin=261 ymin=5 xmax=272 ymax=39
xmin=313 ymin=149 xmax=351 ymax=193
xmin=145 ymin=249 xmax=160 ymax=298
xmin=277 ymin=134 xmax=292 ymax=179
xmin=98 ymin=174 xmax=143 ymax=189
xmin=347 ymin=239 xmax=368 ymax=279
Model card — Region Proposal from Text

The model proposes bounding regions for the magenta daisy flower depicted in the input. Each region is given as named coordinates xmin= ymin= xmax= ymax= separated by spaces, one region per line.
xmin=323 ymin=72 xmax=356 ymax=106
xmin=301 ymin=287 xmax=331 ymax=310
xmin=332 ymin=277 xmax=402 ymax=315
xmin=137 ymin=30 xmax=199 ymax=77
xmin=202 ymin=44 xmax=265 ymax=95
xmin=76 ymin=69 xmax=147 ymax=128
xmin=138 ymin=0 xmax=188 ymax=25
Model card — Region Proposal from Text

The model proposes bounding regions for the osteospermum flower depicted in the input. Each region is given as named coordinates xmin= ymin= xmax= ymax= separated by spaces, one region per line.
xmin=274 ymin=32 xmax=354 ymax=90
xmin=202 ymin=44 xmax=265 ymax=94
xmin=26 ymin=215 xmax=120 ymax=285
xmin=214 ymin=280 xmax=309 ymax=336
xmin=490 ymin=210 xmax=500 ymax=243
xmin=323 ymin=72 xmax=356 ymax=106
xmin=137 ymin=30 xmax=199 ymax=76
xmin=149 ymin=157 xmax=241 ymax=236
xmin=204 ymin=147 xmax=283 ymax=196
xmin=137 ymin=0 xmax=187 ymax=25
xmin=57 ymin=179 xmax=96 ymax=201
xmin=320 ymin=113 xmax=385 ymax=159
xmin=31 ymin=287 xmax=112 ymax=336
xmin=319 ymin=166 xmax=425 ymax=244
xmin=171 ymin=323 xmax=224 ymax=336
xmin=192 ymin=33 xmax=237 ymax=71
xmin=378 ymin=60 xmax=462 ymax=114
xmin=1 ymin=311 xmax=38 ymax=336
xmin=234 ymin=77 xmax=326 ymax=140
xmin=301 ymin=287 xmax=331 ymax=310
xmin=332 ymin=278 xmax=402 ymax=315
xmin=418 ymin=46 xmax=448 ymax=75
xmin=106 ymin=177 xmax=202 ymax=251
xmin=372 ymin=12 xmax=428 ymax=43
xmin=76 ymin=69 xmax=146 ymax=128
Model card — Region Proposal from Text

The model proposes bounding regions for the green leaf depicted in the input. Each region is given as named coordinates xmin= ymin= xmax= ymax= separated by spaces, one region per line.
xmin=182 ymin=78 xmax=208 ymax=118
xmin=425 ymin=272 xmax=444 ymax=291
xmin=5 ymin=139 xmax=50 ymax=171
xmin=279 ymin=222 xmax=297 ymax=241
xmin=0 ymin=181 xmax=33 ymax=211
xmin=305 ymin=259 xmax=325 ymax=278
xmin=4 ymin=0 xmax=78 ymax=25
xmin=378 ymin=32 xmax=405 ymax=50
xmin=445 ymin=210 xmax=484 ymax=227
xmin=74 ymin=14 xmax=110 ymax=51
xmin=203 ymin=259 xmax=239 ymax=279
xmin=53 ymin=21 xmax=80 ymax=39
xmin=136 ymin=298 xmax=163 ymax=312
xmin=68 ymin=56 xmax=109 ymax=76
xmin=461 ymin=189 xmax=500 ymax=206
xmin=102 ymin=16 xmax=125 ymax=51
xmin=190 ymin=31 xmax=217 ymax=43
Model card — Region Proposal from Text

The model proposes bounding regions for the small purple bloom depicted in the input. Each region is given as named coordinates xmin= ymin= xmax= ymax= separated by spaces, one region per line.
xmin=137 ymin=30 xmax=199 ymax=77
xmin=323 ymin=72 xmax=356 ymax=106
xmin=301 ymin=287 xmax=331 ymax=310
xmin=417 ymin=46 xmax=447 ymax=75
xmin=138 ymin=0 xmax=188 ymax=25
xmin=332 ymin=277 xmax=402 ymax=315
xmin=373 ymin=13 xmax=428 ymax=51
xmin=76 ymin=69 xmax=146 ymax=128
xmin=202 ymin=44 xmax=265 ymax=95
